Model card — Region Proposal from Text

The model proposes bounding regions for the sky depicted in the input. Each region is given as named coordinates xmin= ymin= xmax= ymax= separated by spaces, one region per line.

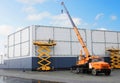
xmin=0 ymin=0 xmax=120 ymax=55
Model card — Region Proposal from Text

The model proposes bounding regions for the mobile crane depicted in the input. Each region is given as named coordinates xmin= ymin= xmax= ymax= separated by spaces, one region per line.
xmin=61 ymin=2 xmax=111 ymax=76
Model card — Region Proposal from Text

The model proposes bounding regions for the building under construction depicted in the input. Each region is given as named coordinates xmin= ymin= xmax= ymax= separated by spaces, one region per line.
xmin=0 ymin=25 xmax=120 ymax=70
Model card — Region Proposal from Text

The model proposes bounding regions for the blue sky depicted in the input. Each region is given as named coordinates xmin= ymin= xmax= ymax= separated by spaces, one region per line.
xmin=0 ymin=0 xmax=120 ymax=54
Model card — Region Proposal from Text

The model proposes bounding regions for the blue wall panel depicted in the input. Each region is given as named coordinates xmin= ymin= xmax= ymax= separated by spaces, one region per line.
xmin=0 ymin=57 xmax=110 ymax=70
xmin=32 ymin=57 xmax=77 ymax=70
xmin=0 ymin=57 xmax=32 ymax=70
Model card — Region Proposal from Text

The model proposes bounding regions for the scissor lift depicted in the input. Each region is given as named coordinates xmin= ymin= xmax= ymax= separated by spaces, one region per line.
xmin=33 ymin=40 xmax=56 ymax=71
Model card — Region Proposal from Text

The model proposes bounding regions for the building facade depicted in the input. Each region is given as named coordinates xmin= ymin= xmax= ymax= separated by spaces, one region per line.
xmin=0 ymin=25 xmax=120 ymax=70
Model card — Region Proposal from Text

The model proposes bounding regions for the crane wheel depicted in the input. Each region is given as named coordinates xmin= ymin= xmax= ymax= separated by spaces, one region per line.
xmin=105 ymin=71 xmax=111 ymax=76
xmin=75 ymin=67 xmax=80 ymax=74
xmin=70 ymin=68 xmax=73 ymax=72
xmin=92 ymin=69 xmax=98 ymax=76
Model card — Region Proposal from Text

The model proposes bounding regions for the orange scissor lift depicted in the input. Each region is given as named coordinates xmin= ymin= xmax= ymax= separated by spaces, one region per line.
xmin=33 ymin=40 xmax=56 ymax=71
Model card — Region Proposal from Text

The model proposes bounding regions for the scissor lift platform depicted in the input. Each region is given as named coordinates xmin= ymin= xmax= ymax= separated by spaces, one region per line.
xmin=33 ymin=40 xmax=56 ymax=71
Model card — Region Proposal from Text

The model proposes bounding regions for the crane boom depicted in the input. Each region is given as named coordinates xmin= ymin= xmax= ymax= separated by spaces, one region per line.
xmin=61 ymin=2 xmax=90 ymax=58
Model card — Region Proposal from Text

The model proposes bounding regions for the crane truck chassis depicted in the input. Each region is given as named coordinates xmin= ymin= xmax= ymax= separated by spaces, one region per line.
xmin=71 ymin=57 xmax=111 ymax=76
xmin=61 ymin=2 xmax=111 ymax=76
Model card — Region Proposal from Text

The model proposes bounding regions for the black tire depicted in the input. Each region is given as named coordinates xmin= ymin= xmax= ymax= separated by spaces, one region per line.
xmin=92 ymin=69 xmax=98 ymax=76
xmin=79 ymin=68 xmax=83 ymax=73
xmin=70 ymin=67 xmax=74 ymax=73
xmin=74 ymin=67 xmax=80 ymax=74
xmin=105 ymin=71 xmax=111 ymax=76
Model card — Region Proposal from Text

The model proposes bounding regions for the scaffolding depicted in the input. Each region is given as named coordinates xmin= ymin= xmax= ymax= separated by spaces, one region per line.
xmin=33 ymin=40 xmax=56 ymax=71
xmin=107 ymin=48 xmax=120 ymax=69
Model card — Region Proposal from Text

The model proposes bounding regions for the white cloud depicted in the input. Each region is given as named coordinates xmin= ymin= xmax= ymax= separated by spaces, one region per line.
xmin=0 ymin=25 xmax=14 ymax=36
xmin=110 ymin=15 xmax=117 ymax=20
xmin=97 ymin=28 xmax=107 ymax=30
xmin=50 ymin=14 xmax=82 ymax=27
xmin=17 ymin=0 xmax=47 ymax=5
xmin=95 ymin=13 xmax=104 ymax=20
xmin=27 ymin=11 xmax=51 ymax=21
xmin=23 ymin=6 xmax=36 ymax=13
xmin=93 ymin=22 xmax=97 ymax=26
xmin=26 ymin=11 xmax=82 ymax=27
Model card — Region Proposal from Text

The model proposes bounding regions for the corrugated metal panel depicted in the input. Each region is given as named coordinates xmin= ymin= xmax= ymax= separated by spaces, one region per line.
xmin=54 ymin=28 xmax=70 ymax=41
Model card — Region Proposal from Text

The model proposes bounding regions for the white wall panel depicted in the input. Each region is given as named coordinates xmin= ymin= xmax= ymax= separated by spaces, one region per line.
xmin=86 ymin=30 xmax=92 ymax=54
xmin=14 ymin=45 xmax=20 ymax=57
xmin=93 ymin=43 xmax=105 ymax=56
xmin=21 ymin=28 xmax=29 ymax=42
xmin=105 ymin=32 xmax=117 ymax=43
xmin=106 ymin=44 xmax=118 ymax=49
xmin=36 ymin=27 xmax=53 ymax=40
xmin=22 ymin=42 xmax=29 ymax=56
xmin=9 ymin=35 xmax=14 ymax=46
xmin=54 ymin=42 xmax=70 ymax=55
xmin=118 ymin=33 xmax=120 ymax=43
xmin=92 ymin=31 xmax=105 ymax=42
xmin=119 ymin=44 xmax=120 ymax=49
xmin=15 ymin=32 xmax=20 ymax=44
xmin=9 ymin=47 xmax=13 ymax=58
xmin=54 ymin=28 xmax=70 ymax=41
xmin=72 ymin=42 xmax=82 ymax=56
xmin=71 ymin=29 xmax=86 ymax=42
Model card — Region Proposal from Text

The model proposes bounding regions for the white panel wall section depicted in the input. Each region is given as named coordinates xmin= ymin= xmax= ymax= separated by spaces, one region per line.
xmin=7 ymin=25 xmax=120 ymax=59
xmin=119 ymin=44 xmax=120 ymax=49
xmin=106 ymin=44 xmax=118 ymax=48
xmin=54 ymin=42 xmax=71 ymax=56
xmin=21 ymin=28 xmax=29 ymax=42
xmin=15 ymin=32 xmax=20 ymax=44
xmin=9 ymin=35 xmax=14 ymax=46
xmin=8 ymin=47 xmax=13 ymax=58
xmin=71 ymin=42 xmax=82 ymax=56
xmin=21 ymin=42 xmax=29 ymax=56
xmin=8 ymin=27 xmax=30 ymax=58
xmin=54 ymin=28 xmax=70 ymax=41
xmin=86 ymin=30 xmax=92 ymax=54
xmin=93 ymin=43 xmax=105 ymax=56
xmin=118 ymin=33 xmax=120 ymax=43
xmin=15 ymin=45 xmax=20 ymax=57
xmin=92 ymin=31 xmax=105 ymax=42
xmin=36 ymin=27 xmax=53 ymax=41
xmin=71 ymin=29 xmax=86 ymax=42
xmin=105 ymin=32 xmax=118 ymax=43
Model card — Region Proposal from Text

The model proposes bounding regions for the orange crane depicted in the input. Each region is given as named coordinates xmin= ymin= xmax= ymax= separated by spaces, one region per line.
xmin=61 ymin=2 xmax=111 ymax=76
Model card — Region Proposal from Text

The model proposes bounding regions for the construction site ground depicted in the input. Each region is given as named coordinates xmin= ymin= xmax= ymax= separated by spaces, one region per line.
xmin=0 ymin=69 xmax=120 ymax=83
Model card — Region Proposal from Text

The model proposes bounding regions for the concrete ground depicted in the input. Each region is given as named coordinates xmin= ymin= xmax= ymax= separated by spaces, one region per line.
xmin=0 ymin=69 xmax=120 ymax=83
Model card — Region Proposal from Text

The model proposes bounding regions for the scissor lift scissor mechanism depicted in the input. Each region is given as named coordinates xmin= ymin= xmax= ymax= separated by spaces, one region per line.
xmin=33 ymin=40 xmax=56 ymax=71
